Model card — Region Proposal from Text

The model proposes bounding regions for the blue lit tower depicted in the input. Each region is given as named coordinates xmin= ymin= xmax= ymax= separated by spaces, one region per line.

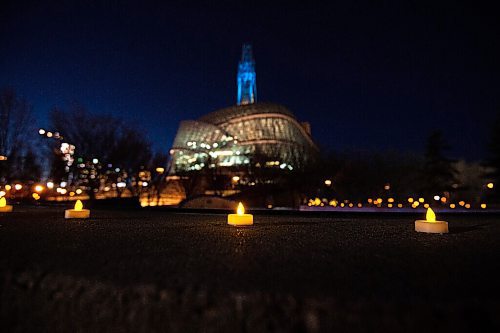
xmin=237 ymin=44 xmax=257 ymax=105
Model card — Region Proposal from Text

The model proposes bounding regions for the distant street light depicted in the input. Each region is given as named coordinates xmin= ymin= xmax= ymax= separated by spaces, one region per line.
xmin=34 ymin=185 xmax=44 ymax=192
xmin=39 ymin=128 xmax=63 ymax=140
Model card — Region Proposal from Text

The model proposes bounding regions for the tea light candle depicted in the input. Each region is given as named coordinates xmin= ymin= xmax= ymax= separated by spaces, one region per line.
xmin=0 ymin=197 xmax=13 ymax=212
xmin=415 ymin=207 xmax=448 ymax=234
xmin=65 ymin=200 xmax=90 ymax=219
xmin=228 ymin=202 xmax=253 ymax=226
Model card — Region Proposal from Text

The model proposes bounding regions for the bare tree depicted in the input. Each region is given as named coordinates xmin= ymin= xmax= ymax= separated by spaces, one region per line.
xmin=49 ymin=105 xmax=152 ymax=199
xmin=420 ymin=130 xmax=457 ymax=198
xmin=0 ymin=88 xmax=39 ymax=182
xmin=146 ymin=152 xmax=170 ymax=204
xmin=485 ymin=112 xmax=500 ymax=200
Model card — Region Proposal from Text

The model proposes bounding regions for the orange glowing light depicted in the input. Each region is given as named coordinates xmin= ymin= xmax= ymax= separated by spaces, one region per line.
xmin=426 ymin=207 xmax=436 ymax=223
xmin=74 ymin=200 xmax=83 ymax=211
xmin=228 ymin=202 xmax=253 ymax=226
xmin=0 ymin=196 xmax=12 ymax=212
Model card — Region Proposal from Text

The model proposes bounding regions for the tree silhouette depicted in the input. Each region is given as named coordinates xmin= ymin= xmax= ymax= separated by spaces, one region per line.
xmin=0 ymin=88 xmax=39 ymax=183
xmin=19 ymin=149 xmax=42 ymax=182
xmin=420 ymin=130 xmax=456 ymax=197
xmin=485 ymin=113 xmax=500 ymax=199
xmin=49 ymin=105 xmax=152 ymax=199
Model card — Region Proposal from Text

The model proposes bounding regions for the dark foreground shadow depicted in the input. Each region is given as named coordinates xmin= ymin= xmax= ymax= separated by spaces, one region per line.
xmin=449 ymin=223 xmax=490 ymax=234
xmin=253 ymin=221 xmax=325 ymax=227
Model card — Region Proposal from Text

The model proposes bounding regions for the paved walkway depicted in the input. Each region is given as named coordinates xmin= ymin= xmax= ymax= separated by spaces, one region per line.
xmin=1 ymin=206 xmax=499 ymax=332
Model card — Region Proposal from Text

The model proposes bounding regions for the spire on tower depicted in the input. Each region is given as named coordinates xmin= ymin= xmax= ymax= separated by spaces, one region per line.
xmin=237 ymin=43 xmax=257 ymax=105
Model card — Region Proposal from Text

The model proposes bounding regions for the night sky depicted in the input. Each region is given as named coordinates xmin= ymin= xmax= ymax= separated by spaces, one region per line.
xmin=1 ymin=1 xmax=498 ymax=160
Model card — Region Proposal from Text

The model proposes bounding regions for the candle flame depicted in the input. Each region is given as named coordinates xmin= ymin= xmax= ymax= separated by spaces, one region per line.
xmin=74 ymin=200 xmax=83 ymax=211
xmin=426 ymin=207 xmax=436 ymax=222
xmin=0 ymin=197 xmax=5 ymax=208
xmin=237 ymin=202 xmax=245 ymax=215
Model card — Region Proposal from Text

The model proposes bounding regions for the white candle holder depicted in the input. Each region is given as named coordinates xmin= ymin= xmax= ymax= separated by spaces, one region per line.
xmin=415 ymin=207 xmax=449 ymax=234
xmin=65 ymin=200 xmax=90 ymax=219
xmin=415 ymin=220 xmax=448 ymax=234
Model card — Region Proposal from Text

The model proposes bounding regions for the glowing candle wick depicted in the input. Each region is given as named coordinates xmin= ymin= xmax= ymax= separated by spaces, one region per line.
xmin=426 ymin=207 xmax=436 ymax=223
xmin=237 ymin=202 xmax=245 ymax=215
xmin=74 ymin=200 xmax=83 ymax=211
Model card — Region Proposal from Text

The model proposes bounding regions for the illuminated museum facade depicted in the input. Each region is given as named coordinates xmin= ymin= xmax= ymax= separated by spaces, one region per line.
xmin=170 ymin=44 xmax=318 ymax=177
